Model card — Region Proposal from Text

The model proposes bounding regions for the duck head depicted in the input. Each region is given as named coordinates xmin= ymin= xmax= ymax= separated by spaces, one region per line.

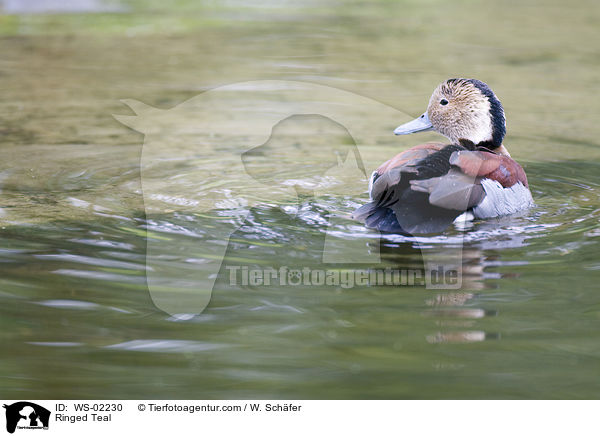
xmin=394 ymin=78 xmax=507 ymax=153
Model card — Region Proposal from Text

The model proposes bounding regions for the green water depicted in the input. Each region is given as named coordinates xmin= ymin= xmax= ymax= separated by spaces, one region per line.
xmin=1 ymin=0 xmax=600 ymax=399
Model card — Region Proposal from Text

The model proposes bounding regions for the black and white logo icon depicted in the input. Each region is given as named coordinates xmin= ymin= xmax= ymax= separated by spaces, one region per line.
xmin=3 ymin=402 xmax=50 ymax=434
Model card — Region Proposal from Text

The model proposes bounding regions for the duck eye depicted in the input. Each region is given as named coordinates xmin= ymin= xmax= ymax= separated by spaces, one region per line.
xmin=440 ymin=99 xmax=449 ymax=106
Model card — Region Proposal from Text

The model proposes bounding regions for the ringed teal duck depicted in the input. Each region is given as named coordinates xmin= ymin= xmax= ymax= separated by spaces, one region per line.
xmin=353 ymin=78 xmax=534 ymax=234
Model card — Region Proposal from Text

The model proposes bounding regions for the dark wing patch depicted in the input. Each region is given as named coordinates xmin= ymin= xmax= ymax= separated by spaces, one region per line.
xmin=391 ymin=188 xmax=467 ymax=234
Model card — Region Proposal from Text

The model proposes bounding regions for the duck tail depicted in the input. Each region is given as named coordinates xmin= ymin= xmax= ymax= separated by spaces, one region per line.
xmin=352 ymin=203 xmax=406 ymax=234
xmin=352 ymin=202 xmax=377 ymax=222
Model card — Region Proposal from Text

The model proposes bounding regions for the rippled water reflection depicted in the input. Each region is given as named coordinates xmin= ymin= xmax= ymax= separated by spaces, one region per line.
xmin=1 ymin=0 xmax=600 ymax=399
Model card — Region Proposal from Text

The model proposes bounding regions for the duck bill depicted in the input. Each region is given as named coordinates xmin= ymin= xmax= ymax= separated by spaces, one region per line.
xmin=394 ymin=112 xmax=433 ymax=135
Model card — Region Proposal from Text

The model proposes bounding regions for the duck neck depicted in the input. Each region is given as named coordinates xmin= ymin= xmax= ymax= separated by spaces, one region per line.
xmin=496 ymin=144 xmax=511 ymax=157
xmin=458 ymin=138 xmax=510 ymax=156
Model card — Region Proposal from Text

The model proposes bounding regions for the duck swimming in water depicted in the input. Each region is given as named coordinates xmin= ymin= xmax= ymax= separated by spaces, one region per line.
xmin=353 ymin=78 xmax=534 ymax=234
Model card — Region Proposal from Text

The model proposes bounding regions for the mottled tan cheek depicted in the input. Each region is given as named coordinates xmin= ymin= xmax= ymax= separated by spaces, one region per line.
xmin=427 ymin=105 xmax=446 ymax=129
